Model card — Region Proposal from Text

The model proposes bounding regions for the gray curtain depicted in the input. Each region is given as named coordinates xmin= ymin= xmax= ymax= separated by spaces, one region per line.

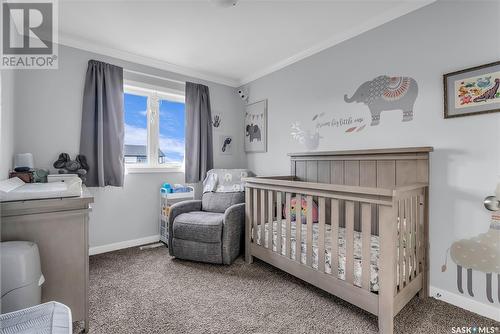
xmin=79 ymin=60 xmax=124 ymax=187
xmin=185 ymin=82 xmax=213 ymax=183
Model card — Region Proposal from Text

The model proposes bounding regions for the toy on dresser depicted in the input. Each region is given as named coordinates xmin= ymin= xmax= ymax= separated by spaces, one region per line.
xmin=9 ymin=153 xmax=49 ymax=183
xmin=52 ymin=153 xmax=89 ymax=184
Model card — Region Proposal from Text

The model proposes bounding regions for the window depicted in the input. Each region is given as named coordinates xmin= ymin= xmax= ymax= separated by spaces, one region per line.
xmin=124 ymin=83 xmax=185 ymax=172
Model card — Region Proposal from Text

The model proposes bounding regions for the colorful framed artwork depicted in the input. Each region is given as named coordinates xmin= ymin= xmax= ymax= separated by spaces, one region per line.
xmin=244 ymin=99 xmax=267 ymax=153
xmin=444 ymin=61 xmax=500 ymax=118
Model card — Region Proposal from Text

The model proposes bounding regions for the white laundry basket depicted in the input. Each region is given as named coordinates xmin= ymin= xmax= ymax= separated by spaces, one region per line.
xmin=1 ymin=241 xmax=45 ymax=314
xmin=0 ymin=301 xmax=72 ymax=334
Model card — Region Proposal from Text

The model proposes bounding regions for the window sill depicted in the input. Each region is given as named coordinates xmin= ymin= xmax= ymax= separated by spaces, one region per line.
xmin=125 ymin=166 xmax=184 ymax=174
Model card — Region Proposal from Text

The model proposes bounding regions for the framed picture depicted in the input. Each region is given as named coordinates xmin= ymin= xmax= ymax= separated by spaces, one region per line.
xmin=244 ymin=99 xmax=267 ymax=153
xmin=219 ymin=135 xmax=233 ymax=155
xmin=444 ymin=61 xmax=500 ymax=118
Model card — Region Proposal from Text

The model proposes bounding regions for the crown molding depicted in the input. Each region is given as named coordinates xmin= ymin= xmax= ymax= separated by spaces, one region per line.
xmin=58 ymin=0 xmax=435 ymax=88
xmin=58 ymin=34 xmax=241 ymax=87
xmin=238 ymin=0 xmax=436 ymax=86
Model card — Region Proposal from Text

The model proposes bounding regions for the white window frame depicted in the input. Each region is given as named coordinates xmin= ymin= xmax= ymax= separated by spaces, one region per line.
xmin=124 ymin=81 xmax=185 ymax=174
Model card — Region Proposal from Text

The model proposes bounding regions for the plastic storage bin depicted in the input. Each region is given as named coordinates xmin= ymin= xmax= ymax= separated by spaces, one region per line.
xmin=159 ymin=185 xmax=194 ymax=245
xmin=1 ymin=241 xmax=45 ymax=313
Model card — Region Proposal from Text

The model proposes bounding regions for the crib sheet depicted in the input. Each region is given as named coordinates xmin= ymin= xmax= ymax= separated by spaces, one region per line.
xmin=253 ymin=220 xmax=413 ymax=292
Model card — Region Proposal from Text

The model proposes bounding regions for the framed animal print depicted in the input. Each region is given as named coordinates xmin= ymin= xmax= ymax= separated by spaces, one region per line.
xmin=244 ymin=99 xmax=267 ymax=153
xmin=444 ymin=61 xmax=500 ymax=118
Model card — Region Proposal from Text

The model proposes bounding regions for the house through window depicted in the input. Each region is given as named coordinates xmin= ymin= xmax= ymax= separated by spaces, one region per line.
xmin=124 ymin=84 xmax=185 ymax=170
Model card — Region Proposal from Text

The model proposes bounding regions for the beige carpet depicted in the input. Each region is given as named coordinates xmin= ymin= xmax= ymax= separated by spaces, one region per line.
xmin=74 ymin=246 xmax=498 ymax=333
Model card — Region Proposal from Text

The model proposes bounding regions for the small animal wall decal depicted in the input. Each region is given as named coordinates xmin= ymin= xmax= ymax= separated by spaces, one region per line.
xmin=221 ymin=137 xmax=231 ymax=152
xmin=212 ymin=114 xmax=222 ymax=128
xmin=219 ymin=135 xmax=233 ymax=155
xmin=291 ymin=121 xmax=321 ymax=151
xmin=344 ymin=75 xmax=418 ymax=126
xmin=442 ymin=212 xmax=500 ymax=303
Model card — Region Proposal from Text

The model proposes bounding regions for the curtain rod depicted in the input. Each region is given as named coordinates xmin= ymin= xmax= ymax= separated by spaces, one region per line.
xmin=123 ymin=69 xmax=186 ymax=86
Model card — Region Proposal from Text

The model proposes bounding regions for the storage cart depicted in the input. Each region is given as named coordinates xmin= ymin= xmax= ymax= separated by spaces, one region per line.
xmin=160 ymin=188 xmax=194 ymax=245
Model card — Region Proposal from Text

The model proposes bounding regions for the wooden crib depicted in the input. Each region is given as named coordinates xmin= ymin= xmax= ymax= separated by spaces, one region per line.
xmin=243 ymin=147 xmax=432 ymax=334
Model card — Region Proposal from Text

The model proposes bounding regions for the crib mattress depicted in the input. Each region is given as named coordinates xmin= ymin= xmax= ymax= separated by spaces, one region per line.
xmin=253 ymin=220 xmax=383 ymax=291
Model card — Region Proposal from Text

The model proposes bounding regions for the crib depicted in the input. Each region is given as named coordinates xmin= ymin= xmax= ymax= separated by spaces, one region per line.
xmin=244 ymin=147 xmax=432 ymax=334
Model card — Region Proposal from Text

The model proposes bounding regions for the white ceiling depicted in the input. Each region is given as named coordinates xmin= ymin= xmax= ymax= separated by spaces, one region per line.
xmin=58 ymin=0 xmax=434 ymax=86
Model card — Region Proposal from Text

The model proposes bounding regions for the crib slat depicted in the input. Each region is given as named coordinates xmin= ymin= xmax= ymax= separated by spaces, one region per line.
xmin=404 ymin=198 xmax=410 ymax=285
xmin=268 ymin=190 xmax=273 ymax=250
xmin=361 ymin=203 xmax=372 ymax=291
xmin=345 ymin=201 xmax=355 ymax=285
xmin=408 ymin=197 xmax=413 ymax=281
xmin=415 ymin=196 xmax=421 ymax=275
xmin=306 ymin=195 xmax=313 ymax=267
xmin=295 ymin=194 xmax=302 ymax=263
xmin=245 ymin=187 xmax=252 ymax=263
xmin=398 ymin=199 xmax=404 ymax=289
xmin=331 ymin=199 xmax=339 ymax=278
xmin=276 ymin=192 xmax=283 ymax=255
xmin=411 ymin=196 xmax=418 ymax=279
xmin=286 ymin=193 xmax=292 ymax=258
xmin=261 ymin=189 xmax=266 ymax=248
xmin=408 ymin=196 xmax=415 ymax=282
xmin=419 ymin=194 xmax=425 ymax=276
xmin=318 ymin=197 xmax=326 ymax=273
xmin=253 ymin=188 xmax=258 ymax=244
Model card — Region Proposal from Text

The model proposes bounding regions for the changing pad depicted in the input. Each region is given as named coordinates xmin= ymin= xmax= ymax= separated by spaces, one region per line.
xmin=0 ymin=177 xmax=82 ymax=202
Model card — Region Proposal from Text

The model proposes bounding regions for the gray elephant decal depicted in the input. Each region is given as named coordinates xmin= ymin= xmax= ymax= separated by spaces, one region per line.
xmin=246 ymin=124 xmax=261 ymax=142
xmin=344 ymin=76 xmax=418 ymax=126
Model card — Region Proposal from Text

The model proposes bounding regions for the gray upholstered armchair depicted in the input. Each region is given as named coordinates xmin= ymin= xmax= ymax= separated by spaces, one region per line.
xmin=168 ymin=192 xmax=245 ymax=265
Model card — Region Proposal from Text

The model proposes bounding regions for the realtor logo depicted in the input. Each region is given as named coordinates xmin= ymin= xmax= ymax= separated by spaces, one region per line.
xmin=1 ymin=0 xmax=58 ymax=69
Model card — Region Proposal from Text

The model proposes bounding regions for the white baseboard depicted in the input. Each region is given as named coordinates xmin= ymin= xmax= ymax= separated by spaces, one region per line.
xmin=89 ymin=235 xmax=160 ymax=256
xmin=430 ymin=286 xmax=500 ymax=321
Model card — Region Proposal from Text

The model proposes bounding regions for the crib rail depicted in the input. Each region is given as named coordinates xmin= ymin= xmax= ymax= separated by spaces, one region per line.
xmin=243 ymin=176 xmax=428 ymax=319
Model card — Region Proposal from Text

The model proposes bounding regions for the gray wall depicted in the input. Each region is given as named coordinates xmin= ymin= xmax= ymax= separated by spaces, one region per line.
xmin=244 ymin=1 xmax=500 ymax=310
xmin=0 ymin=71 xmax=15 ymax=180
xmin=11 ymin=45 xmax=246 ymax=248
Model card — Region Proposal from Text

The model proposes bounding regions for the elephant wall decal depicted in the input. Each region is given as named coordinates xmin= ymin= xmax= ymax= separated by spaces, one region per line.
xmin=344 ymin=75 xmax=418 ymax=126
xmin=246 ymin=124 xmax=262 ymax=142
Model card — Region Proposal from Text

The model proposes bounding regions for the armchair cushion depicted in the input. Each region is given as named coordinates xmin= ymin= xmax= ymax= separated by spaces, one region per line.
xmin=173 ymin=211 xmax=224 ymax=243
xmin=168 ymin=200 xmax=202 ymax=255
xmin=202 ymin=192 xmax=245 ymax=213
xmin=221 ymin=203 xmax=246 ymax=264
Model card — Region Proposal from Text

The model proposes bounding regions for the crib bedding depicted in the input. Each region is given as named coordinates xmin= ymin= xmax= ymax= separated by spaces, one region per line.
xmin=254 ymin=220 xmax=414 ymax=292
xmin=254 ymin=220 xmax=380 ymax=291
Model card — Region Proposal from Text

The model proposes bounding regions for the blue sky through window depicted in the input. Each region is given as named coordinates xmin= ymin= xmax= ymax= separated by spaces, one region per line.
xmin=124 ymin=93 xmax=148 ymax=164
xmin=159 ymin=99 xmax=185 ymax=164
xmin=124 ymin=92 xmax=185 ymax=165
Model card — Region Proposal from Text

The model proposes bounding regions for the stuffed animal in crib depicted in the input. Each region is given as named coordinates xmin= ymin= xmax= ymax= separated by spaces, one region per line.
xmin=283 ymin=197 xmax=318 ymax=223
